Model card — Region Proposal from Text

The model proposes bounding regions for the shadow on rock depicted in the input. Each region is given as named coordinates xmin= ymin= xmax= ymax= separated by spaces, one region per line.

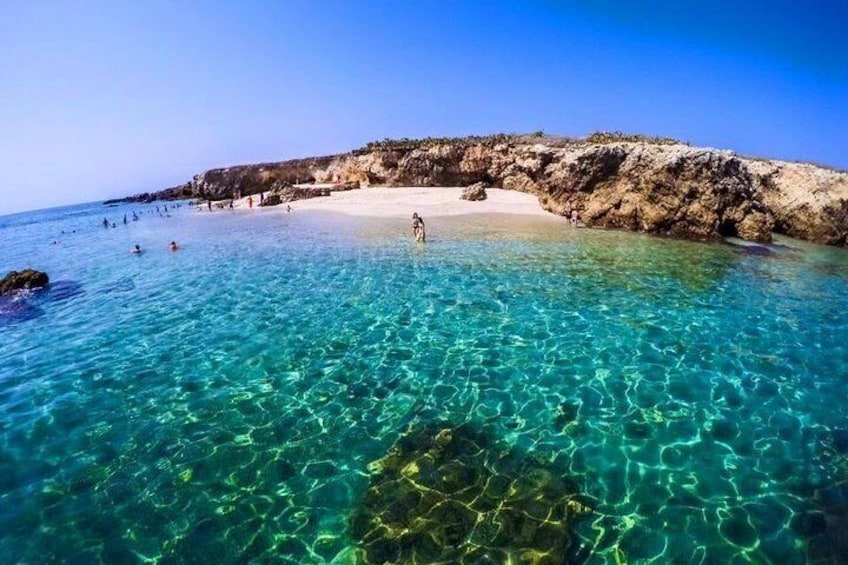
xmin=350 ymin=421 xmax=594 ymax=564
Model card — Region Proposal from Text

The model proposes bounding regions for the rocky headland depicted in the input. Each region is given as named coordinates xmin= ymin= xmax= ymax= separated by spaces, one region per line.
xmin=126 ymin=133 xmax=848 ymax=246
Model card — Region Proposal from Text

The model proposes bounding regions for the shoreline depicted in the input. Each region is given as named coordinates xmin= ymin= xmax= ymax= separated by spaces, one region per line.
xmin=227 ymin=186 xmax=560 ymax=219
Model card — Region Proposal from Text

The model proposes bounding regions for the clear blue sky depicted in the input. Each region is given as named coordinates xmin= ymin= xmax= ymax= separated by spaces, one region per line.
xmin=1 ymin=0 xmax=845 ymax=215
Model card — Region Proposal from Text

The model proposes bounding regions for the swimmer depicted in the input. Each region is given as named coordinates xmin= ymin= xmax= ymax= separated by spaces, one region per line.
xmin=131 ymin=244 xmax=142 ymax=254
xmin=168 ymin=241 xmax=179 ymax=251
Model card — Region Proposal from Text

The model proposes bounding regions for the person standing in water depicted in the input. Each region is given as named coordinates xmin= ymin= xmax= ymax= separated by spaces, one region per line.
xmin=248 ymin=196 xmax=253 ymax=209
xmin=412 ymin=212 xmax=426 ymax=243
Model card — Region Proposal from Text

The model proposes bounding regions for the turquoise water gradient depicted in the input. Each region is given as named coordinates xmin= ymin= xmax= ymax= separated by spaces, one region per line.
xmin=2 ymin=201 xmax=848 ymax=563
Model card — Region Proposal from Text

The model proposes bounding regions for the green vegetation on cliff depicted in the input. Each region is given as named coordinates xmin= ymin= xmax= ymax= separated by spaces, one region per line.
xmin=356 ymin=131 xmax=688 ymax=154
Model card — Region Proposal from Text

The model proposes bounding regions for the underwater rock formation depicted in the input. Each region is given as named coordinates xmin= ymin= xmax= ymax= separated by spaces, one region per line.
xmin=349 ymin=422 xmax=592 ymax=564
xmin=0 ymin=269 xmax=49 ymax=295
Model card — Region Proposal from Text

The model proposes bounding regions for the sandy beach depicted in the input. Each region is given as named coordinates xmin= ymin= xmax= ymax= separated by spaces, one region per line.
xmin=231 ymin=186 xmax=557 ymax=218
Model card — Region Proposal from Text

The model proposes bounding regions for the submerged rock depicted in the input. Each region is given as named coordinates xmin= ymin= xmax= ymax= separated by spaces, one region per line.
xmin=796 ymin=483 xmax=848 ymax=563
xmin=0 ymin=269 xmax=49 ymax=295
xmin=461 ymin=181 xmax=488 ymax=201
xmin=350 ymin=422 xmax=592 ymax=564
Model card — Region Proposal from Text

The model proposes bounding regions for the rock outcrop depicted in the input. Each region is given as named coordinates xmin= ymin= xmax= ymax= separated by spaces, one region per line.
xmin=461 ymin=182 xmax=488 ymax=201
xmin=1 ymin=269 xmax=49 ymax=295
xmin=136 ymin=133 xmax=848 ymax=246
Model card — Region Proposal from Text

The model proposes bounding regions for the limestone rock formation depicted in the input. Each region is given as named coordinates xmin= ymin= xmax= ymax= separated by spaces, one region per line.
xmin=1 ymin=269 xmax=49 ymax=295
xmin=748 ymin=160 xmax=848 ymax=246
xmin=137 ymin=133 xmax=848 ymax=246
xmin=461 ymin=181 xmax=488 ymax=201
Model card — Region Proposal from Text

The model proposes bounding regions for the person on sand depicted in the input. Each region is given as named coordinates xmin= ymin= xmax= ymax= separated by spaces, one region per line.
xmin=412 ymin=212 xmax=426 ymax=243
xmin=131 ymin=244 xmax=142 ymax=254
xmin=570 ymin=210 xmax=579 ymax=225
xmin=168 ymin=241 xmax=179 ymax=251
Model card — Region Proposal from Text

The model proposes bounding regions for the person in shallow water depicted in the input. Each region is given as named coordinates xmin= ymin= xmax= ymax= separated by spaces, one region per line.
xmin=168 ymin=241 xmax=179 ymax=251
xmin=412 ymin=212 xmax=426 ymax=242
xmin=131 ymin=244 xmax=142 ymax=254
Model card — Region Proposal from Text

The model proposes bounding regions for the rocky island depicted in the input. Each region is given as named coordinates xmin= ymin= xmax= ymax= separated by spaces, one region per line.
xmin=126 ymin=132 xmax=848 ymax=246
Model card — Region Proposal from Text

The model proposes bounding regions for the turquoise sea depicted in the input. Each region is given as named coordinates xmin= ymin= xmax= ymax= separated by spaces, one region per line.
xmin=1 ymin=200 xmax=847 ymax=564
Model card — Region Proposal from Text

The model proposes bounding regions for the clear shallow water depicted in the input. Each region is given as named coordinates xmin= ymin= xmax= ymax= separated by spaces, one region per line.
xmin=1 ymin=201 xmax=847 ymax=563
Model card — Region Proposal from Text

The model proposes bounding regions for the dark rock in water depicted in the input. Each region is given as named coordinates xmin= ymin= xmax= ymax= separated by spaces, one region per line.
xmin=461 ymin=181 xmax=488 ymax=201
xmin=350 ymin=422 xmax=593 ymax=564
xmin=832 ymin=429 xmax=848 ymax=454
xmin=0 ymin=269 xmax=49 ymax=295
xmin=796 ymin=483 xmax=848 ymax=563
xmin=554 ymin=401 xmax=579 ymax=428
xmin=0 ymin=296 xmax=45 ymax=325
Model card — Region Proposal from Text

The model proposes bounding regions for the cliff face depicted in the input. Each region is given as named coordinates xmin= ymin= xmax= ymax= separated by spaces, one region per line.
xmin=143 ymin=136 xmax=848 ymax=246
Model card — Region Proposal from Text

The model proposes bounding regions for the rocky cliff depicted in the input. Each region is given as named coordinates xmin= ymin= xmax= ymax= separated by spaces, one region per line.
xmin=136 ymin=133 xmax=848 ymax=246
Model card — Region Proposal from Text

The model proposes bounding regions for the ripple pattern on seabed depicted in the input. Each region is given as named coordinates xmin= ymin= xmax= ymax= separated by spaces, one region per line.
xmin=1 ymin=203 xmax=847 ymax=563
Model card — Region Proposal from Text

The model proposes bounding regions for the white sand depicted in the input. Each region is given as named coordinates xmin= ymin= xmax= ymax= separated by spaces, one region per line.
xmin=270 ymin=186 xmax=556 ymax=218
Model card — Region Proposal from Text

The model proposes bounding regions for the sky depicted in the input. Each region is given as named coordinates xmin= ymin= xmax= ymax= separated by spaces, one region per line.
xmin=1 ymin=0 xmax=846 ymax=215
